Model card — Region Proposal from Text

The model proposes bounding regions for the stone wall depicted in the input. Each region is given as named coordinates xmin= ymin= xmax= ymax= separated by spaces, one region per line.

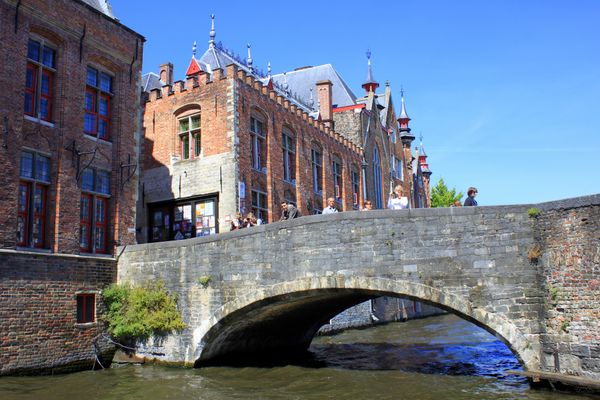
xmin=117 ymin=203 xmax=544 ymax=369
xmin=0 ymin=250 xmax=116 ymax=375
xmin=535 ymin=195 xmax=600 ymax=378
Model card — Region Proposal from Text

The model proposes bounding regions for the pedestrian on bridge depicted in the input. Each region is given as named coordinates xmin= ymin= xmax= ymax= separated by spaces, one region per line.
xmin=279 ymin=200 xmax=301 ymax=221
xmin=322 ymin=197 xmax=338 ymax=214
xmin=387 ymin=185 xmax=409 ymax=210
xmin=463 ymin=187 xmax=478 ymax=206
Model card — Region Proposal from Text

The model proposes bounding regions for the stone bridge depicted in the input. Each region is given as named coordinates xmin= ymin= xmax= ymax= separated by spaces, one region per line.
xmin=117 ymin=195 xmax=600 ymax=380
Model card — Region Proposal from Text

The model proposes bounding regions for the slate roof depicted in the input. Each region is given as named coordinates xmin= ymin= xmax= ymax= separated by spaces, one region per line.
xmin=141 ymin=72 xmax=163 ymax=92
xmin=270 ymin=64 xmax=357 ymax=109
xmin=80 ymin=0 xmax=114 ymax=18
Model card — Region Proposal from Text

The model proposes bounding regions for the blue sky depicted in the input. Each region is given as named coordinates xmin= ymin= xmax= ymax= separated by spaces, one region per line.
xmin=114 ymin=0 xmax=600 ymax=205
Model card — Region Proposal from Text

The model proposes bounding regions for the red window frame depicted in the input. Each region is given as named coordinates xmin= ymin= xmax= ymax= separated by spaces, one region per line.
xmin=17 ymin=182 xmax=30 ymax=247
xmin=80 ymin=194 xmax=93 ymax=252
xmin=84 ymin=87 xmax=97 ymax=136
xmin=98 ymin=94 xmax=111 ymax=140
xmin=24 ymin=63 xmax=38 ymax=117
xmin=76 ymin=294 xmax=96 ymax=323
xmin=94 ymin=197 xmax=108 ymax=254
xmin=32 ymin=184 xmax=47 ymax=248
xmin=40 ymin=70 xmax=53 ymax=122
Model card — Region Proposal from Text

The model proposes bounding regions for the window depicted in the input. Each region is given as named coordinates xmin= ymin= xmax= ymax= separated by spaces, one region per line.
xmin=395 ymin=157 xmax=403 ymax=180
xmin=351 ymin=169 xmax=360 ymax=208
xmin=332 ymin=159 xmax=342 ymax=201
xmin=250 ymin=116 xmax=266 ymax=171
xmin=373 ymin=147 xmax=383 ymax=209
xmin=80 ymin=168 xmax=110 ymax=253
xmin=84 ymin=66 xmax=113 ymax=140
xmin=24 ymin=38 xmax=56 ymax=122
xmin=390 ymin=129 xmax=396 ymax=144
xmin=17 ymin=151 xmax=50 ymax=248
xmin=311 ymin=148 xmax=322 ymax=193
xmin=282 ymin=130 xmax=295 ymax=182
xmin=76 ymin=293 xmax=95 ymax=323
xmin=149 ymin=197 xmax=217 ymax=242
xmin=251 ymin=190 xmax=268 ymax=223
xmin=178 ymin=114 xmax=201 ymax=160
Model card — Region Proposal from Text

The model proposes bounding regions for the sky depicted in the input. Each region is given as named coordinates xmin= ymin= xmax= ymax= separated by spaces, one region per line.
xmin=113 ymin=0 xmax=600 ymax=205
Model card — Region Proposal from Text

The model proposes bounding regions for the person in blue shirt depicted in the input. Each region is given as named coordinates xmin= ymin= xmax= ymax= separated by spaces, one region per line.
xmin=463 ymin=187 xmax=478 ymax=206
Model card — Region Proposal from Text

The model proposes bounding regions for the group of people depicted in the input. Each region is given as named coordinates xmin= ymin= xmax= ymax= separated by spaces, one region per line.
xmin=233 ymin=185 xmax=479 ymax=230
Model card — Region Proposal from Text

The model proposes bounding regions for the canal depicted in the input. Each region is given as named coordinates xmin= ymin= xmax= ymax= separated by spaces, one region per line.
xmin=0 ymin=314 xmax=597 ymax=400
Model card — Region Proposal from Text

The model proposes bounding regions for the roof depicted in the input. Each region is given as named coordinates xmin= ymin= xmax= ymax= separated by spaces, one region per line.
xmin=141 ymin=72 xmax=163 ymax=92
xmin=197 ymin=42 xmax=257 ymax=77
xmin=80 ymin=0 xmax=114 ymax=18
xmin=270 ymin=64 xmax=357 ymax=109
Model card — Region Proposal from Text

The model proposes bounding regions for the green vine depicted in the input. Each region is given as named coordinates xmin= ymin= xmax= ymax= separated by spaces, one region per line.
xmin=102 ymin=281 xmax=186 ymax=343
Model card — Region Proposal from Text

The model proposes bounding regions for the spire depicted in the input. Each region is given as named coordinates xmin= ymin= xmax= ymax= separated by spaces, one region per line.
xmin=282 ymin=71 xmax=289 ymax=94
xmin=361 ymin=50 xmax=379 ymax=94
xmin=267 ymin=61 xmax=271 ymax=78
xmin=398 ymin=88 xmax=414 ymax=145
xmin=418 ymin=133 xmax=432 ymax=176
xmin=185 ymin=41 xmax=201 ymax=76
xmin=192 ymin=41 xmax=197 ymax=58
xmin=309 ymin=87 xmax=314 ymax=110
xmin=246 ymin=44 xmax=253 ymax=72
xmin=208 ymin=14 xmax=216 ymax=48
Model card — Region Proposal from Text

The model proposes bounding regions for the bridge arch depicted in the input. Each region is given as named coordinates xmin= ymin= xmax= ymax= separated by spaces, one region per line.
xmin=195 ymin=276 xmax=538 ymax=369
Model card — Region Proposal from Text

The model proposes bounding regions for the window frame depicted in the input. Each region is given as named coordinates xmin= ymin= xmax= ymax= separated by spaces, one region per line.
xmin=76 ymin=293 xmax=96 ymax=324
xmin=395 ymin=157 xmax=403 ymax=180
xmin=24 ymin=38 xmax=56 ymax=122
xmin=250 ymin=115 xmax=266 ymax=172
xmin=282 ymin=129 xmax=296 ymax=183
xmin=311 ymin=147 xmax=323 ymax=194
xmin=17 ymin=151 xmax=51 ymax=248
xmin=178 ymin=113 xmax=201 ymax=160
xmin=84 ymin=66 xmax=113 ymax=141
xmin=251 ymin=189 xmax=268 ymax=223
xmin=80 ymin=168 xmax=110 ymax=254
xmin=332 ymin=158 xmax=343 ymax=202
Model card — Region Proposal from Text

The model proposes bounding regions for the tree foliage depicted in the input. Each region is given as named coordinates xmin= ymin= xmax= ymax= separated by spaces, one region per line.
xmin=430 ymin=178 xmax=463 ymax=208
xmin=102 ymin=281 xmax=186 ymax=343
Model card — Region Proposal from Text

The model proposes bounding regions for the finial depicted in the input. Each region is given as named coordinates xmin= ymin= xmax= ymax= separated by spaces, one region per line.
xmin=309 ymin=87 xmax=314 ymax=109
xmin=192 ymin=41 xmax=197 ymax=57
xmin=267 ymin=61 xmax=271 ymax=78
xmin=419 ymin=132 xmax=423 ymax=144
xmin=400 ymin=85 xmax=404 ymax=97
xmin=209 ymin=14 xmax=216 ymax=47
xmin=283 ymin=71 xmax=289 ymax=93
xmin=246 ymin=44 xmax=253 ymax=72
xmin=366 ymin=49 xmax=371 ymax=61
xmin=385 ymin=80 xmax=389 ymax=87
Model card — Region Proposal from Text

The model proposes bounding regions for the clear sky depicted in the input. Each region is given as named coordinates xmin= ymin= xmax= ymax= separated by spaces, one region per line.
xmin=113 ymin=0 xmax=600 ymax=205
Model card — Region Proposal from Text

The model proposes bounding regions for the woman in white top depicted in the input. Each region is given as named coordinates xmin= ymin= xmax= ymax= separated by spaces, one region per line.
xmin=387 ymin=185 xmax=409 ymax=209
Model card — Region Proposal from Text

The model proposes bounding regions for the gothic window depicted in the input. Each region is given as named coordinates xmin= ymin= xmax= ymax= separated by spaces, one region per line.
xmin=80 ymin=168 xmax=110 ymax=254
xmin=250 ymin=115 xmax=266 ymax=171
xmin=84 ymin=66 xmax=113 ymax=140
xmin=24 ymin=38 xmax=56 ymax=122
xmin=373 ymin=147 xmax=383 ymax=209
xmin=17 ymin=151 xmax=50 ymax=248
xmin=178 ymin=114 xmax=201 ymax=160
xmin=282 ymin=129 xmax=295 ymax=183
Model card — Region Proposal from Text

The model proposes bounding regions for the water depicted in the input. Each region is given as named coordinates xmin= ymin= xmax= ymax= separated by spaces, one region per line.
xmin=1 ymin=314 xmax=597 ymax=400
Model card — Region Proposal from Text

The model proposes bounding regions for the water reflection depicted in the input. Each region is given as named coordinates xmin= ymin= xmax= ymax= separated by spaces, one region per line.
xmin=0 ymin=314 xmax=597 ymax=400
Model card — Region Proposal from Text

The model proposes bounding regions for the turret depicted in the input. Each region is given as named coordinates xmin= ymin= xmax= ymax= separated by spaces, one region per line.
xmin=185 ymin=41 xmax=201 ymax=77
xmin=361 ymin=50 xmax=379 ymax=94
xmin=398 ymin=89 xmax=415 ymax=146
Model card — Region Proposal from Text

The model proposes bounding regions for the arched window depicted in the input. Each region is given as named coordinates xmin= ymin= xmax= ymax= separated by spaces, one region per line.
xmin=373 ymin=147 xmax=383 ymax=209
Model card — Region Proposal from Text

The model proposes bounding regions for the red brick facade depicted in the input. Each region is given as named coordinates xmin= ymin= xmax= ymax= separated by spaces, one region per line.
xmin=0 ymin=0 xmax=143 ymax=255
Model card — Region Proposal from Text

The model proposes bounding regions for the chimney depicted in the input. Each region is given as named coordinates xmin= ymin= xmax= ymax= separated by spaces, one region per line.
xmin=159 ymin=62 xmax=174 ymax=86
xmin=316 ymin=80 xmax=334 ymax=129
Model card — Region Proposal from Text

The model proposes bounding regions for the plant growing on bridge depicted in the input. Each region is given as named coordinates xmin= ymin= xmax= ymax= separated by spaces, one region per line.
xmin=527 ymin=207 xmax=541 ymax=218
xmin=102 ymin=281 xmax=186 ymax=343
xmin=198 ymin=275 xmax=212 ymax=288
xmin=430 ymin=178 xmax=463 ymax=208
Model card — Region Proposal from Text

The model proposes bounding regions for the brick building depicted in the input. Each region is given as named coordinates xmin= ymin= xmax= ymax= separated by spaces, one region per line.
xmin=139 ymin=17 xmax=432 ymax=243
xmin=0 ymin=0 xmax=144 ymax=374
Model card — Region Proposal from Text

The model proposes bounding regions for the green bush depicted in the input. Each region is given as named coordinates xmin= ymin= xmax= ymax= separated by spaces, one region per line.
xmin=102 ymin=281 xmax=186 ymax=343
xmin=527 ymin=207 xmax=541 ymax=218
